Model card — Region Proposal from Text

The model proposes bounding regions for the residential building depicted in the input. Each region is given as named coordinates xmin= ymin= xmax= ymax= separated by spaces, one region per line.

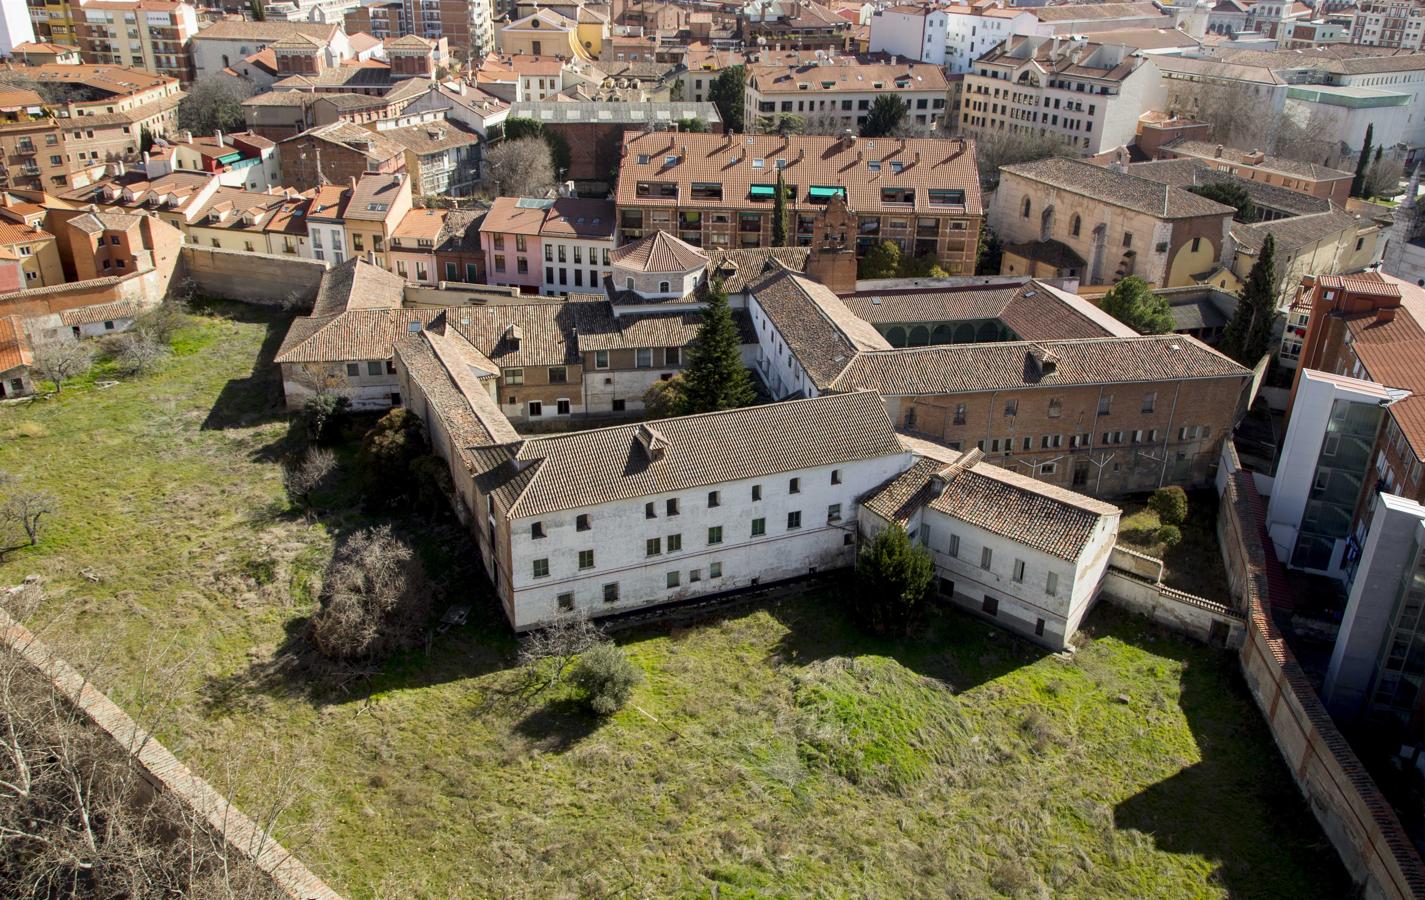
xmin=389 ymin=205 xmax=444 ymax=284
xmin=342 ymin=169 xmax=411 ymax=267
xmin=1285 ymin=272 xmax=1425 ymax=569
xmin=868 ymin=5 xmax=947 ymax=66
xmin=0 ymin=314 xmax=33 ymax=398
xmin=1270 ymin=369 xmax=1406 ymax=581
xmin=26 ymin=0 xmax=79 ymax=47
xmin=433 ymin=205 xmax=486 ymax=284
xmin=0 ymin=217 xmax=62 ymax=287
xmin=184 ymin=187 xmax=299 ymax=254
xmin=73 ymin=0 xmax=197 ymax=83
xmin=1350 ymin=0 xmax=1425 ymax=51
xmin=747 ymin=267 xmax=1251 ymax=497
xmin=501 ymin=100 xmax=720 ymax=189
xmin=144 ymin=130 xmax=281 ymax=191
xmin=613 ymin=131 xmax=983 ymax=274
xmin=990 ymin=157 xmax=1234 ymax=288
xmin=189 ymin=19 xmax=351 ymax=81
xmin=1154 ymin=139 xmax=1354 ymax=204
xmin=401 ymin=80 xmax=510 ymax=139
xmin=474 ymin=53 xmax=567 ymax=103
xmin=496 ymin=8 xmax=594 ymax=60
xmin=374 ymin=118 xmax=480 ymax=197
xmin=741 ymin=0 xmax=852 ymax=51
xmin=59 ymin=207 xmax=146 ymax=279
xmin=744 ymin=58 xmax=951 ymax=133
xmin=1 ymin=3 xmax=37 ymax=55
xmin=861 ymin=439 xmax=1120 ymax=650
xmin=942 ymin=5 xmax=1052 ymax=76
xmin=344 ymin=0 xmax=488 ymax=59
xmin=539 ymin=198 xmax=615 ymax=296
xmin=56 ymin=169 xmax=223 ymax=235
xmin=239 ymin=89 xmax=320 ymax=141
xmin=959 ymin=35 xmax=1166 ymax=156
xmin=304 ymin=180 xmax=350 ymax=264
xmin=10 ymin=40 xmax=84 ymax=66
xmin=479 ymin=196 xmax=545 ymax=292
xmin=277 ymin=121 xmax=405 ymax=190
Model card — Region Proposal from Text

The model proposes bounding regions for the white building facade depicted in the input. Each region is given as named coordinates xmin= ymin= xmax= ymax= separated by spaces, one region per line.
xmin=868 ymin=6 xmax=949 ymax=66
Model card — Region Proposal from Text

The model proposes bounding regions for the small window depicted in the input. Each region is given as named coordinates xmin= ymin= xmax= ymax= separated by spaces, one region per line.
xmin=708 ymin=490 xmax=720 ymax=508
xmin=528 ymin=401 xmax=543 ymax=417
xmin=548 ymin=366 xmax=568 ymax=384
xmin=1035 ymin=618 xmax=1045 ymax=637
xmin=1046 ymin=571 xmax=1058 ymax=596
xmin=659 ymin=281 xmax=670 ymax=293
xmin=647 ymin=537 xmax=662 ymax=557
xmin=983 ymin=595 xmax=998 ymax=617
xmin=752 ymin=484 xmax=763 ymax=501
xmin=949 ymin=534 xmax=959 ymax=558
xmin=595 ymin=350 xmax=609 ymax=369
xmin=668 ymin=533 xmax=682 ymax=552
xmin=789 ymin=477 xmax=801 ymax=494
xmin=346 ymin=362 xmax=360 ymax=376
xmin=1142 ymin=392 xmax=1156 ymax=413
xmin=636 ymin=348 xmax=653 ymax=368
xmin=831 ymin=469 xmax=841 ymax=485
xmin=667 ymin=498 xmax=679 ymax=516
xmin=579 ymin=549 xmax=595 ymax=569
xmin=787 ymin=511 xmax=802 ymax=530
xmin=532 ymin=522 xmax=546 ymax=539
xmin=646 ymin=502 xmax=657 ymax=519
xmin=603 ymin=582 xmax=620 ymax=603
xmin=690 ymin=569 xmax=702 ymax=582
xmin=577 ymin=514 xmax=591 ymax=531
xmin=827 ymin=503 xmax=841 ymax=522
xmin=751 ymin=517 xmax=766 ymax=536
xmin=709 ymin=562 xmax=722 ymax=579
xmin=506 ymin=368 xmax=525 ymax=385
xmin=558 ymin=592 xmax=575 ymax=611
xmin=1012 ymin=559 xmax=1025 ymax=583
xmin=708 ymin=526 xmax=723 ymax=544
xmin=980 ymin=547 xmax=993 ymax=570
xmin=532 ymin=558 xmax=550 ymax=578
xmin=667 ymin=571 xmax=680 ymax=588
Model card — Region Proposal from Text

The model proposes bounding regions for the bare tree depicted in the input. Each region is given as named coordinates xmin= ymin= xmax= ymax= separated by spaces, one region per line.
xmin=282 ymin=447 xmax=336 ymax=513
xmin=310 ymin=526 xmax=432 ymax=661
xmin=2 ymin=488 xmax=55 ymax=549
xmin=30 ymin=340 xmax=93 ymax=394
xmin=176 ymin=75 xmax=253 ymax=136
xmin=110 ymin=330 xmax=168 ymax=377
xmin=1363 ymin=157 xmax=1406 ymax=200
xmin=975 ymin=131 xmax=1079 ymax=191
xmin=482 ymin=138 xmax=555 ymax=198
xmin=518 ymin=610 xmax=606 ymax=689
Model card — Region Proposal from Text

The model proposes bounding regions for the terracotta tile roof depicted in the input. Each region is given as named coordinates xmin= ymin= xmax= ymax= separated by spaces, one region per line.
xmin=1165 ymin=140 xmax=1352 ymax=182
xmin=609 ymin=230 xmax=708 ymax=273
xmin=863 ymin=439 xmax=1119 ymax=560
xmin=275 ymin=308 xmax=438 ymax=365
xmin=1124 ymin=158 xmax=1331 ymax=218
xmin=285 ymin=122 xmax=405 ymax=168
xmin=1340 ymin=274 xmax=1425 ymax=460
xmin=841 ymin=279 xmax=1134 ymax=341
xmin=747 ymin=59 xmax=949 ymax=95
xmin=751 ymin=269 xmax=893 ymax=389
xmin=57 ymin=299 xmax=144 ymax=327
xmin=446 ymin=300 xmax=590 ymax=367
xmin=480 ymin=197 xmax=551 ymax=236
xmin=0 ymin=315 xmax=31 ymax=374
xmin=65 ymin=210 xmax=141 ymax=234
xmin=344 ymin=172 xmax=407 ymax=223
xmin=498 ymin=391 xmax=903 ymax=518
xmin=1031 ymin=1 xmax=1169 ymax=21
xmin=241 ymin=89 xmax=319 ymax=109
xmin=481 ymin=197 xmax=614 ymax=239
xmin=398 ymin=326 xmax=522 ymax=457
xmin=615 ymin=131 xmax=982 ymax=217
xmin=306 ymin=183 xmax=350 ymax=220
xmin=379 ymin=120 xmax=479 ymax=156
xmin=1003 ymin=157 xmax=1236 ymax=220
xmin=393 ymin=207 xmax=448 ymax=241
xmin=310 ymin=257 xmax=405 ymax=317
xmin=573 ymin=308 xmax=703 ymax=352
xmin=193 ymin=20 xmax=340 ymax=42
xmin=706 ymin=246 xmax=810 ymax=294
xmin=0 ymin=220 xmax=52 ymax=246
xmin=1230 ymin=210 xmax=1364 ymax=255
xmin=830 ymin=333 xmax=1248 ymax=395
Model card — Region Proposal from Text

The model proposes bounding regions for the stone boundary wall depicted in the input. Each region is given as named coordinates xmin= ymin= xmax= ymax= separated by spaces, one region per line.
xmin=1218 ymin=444 xmax=1425 ymax=900
xmin=1100 ymin=562 xmax=1247 ymax=648
xmin=180 ymin=246 xmax=326 ymax=307
xmin=0 ymin=606 xmax=341 ymax=900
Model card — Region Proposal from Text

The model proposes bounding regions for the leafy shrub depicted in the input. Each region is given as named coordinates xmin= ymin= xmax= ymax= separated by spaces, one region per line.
xmin=1149 ymin=486 xmax=1188 ymax=527
xmin=303 ymin=392 xmax=349 ymax=444
xmin=359 ymin=407 xmax=427 ymax=504
xmin=310 ymin=526 xmax=431 ymax=660
xmin=570 ymin=643 xmax=641 ymax=715
xmin=1156 ymin=524 xmax=1182 ymax=548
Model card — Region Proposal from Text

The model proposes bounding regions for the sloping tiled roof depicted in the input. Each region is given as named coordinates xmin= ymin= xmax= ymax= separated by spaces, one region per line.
xmin=1338 ymin=273 xmax=1425 ymax=460
xmin=395 ymin=325 xmax=521 ymax=452
xmin=275 ymin=259 xmax=416 ymax=364
xmin=379 ymin=120 xmax=480 ymax=156
xmin=840 ymin=279 xmax=1134 ymax=341
xmin=830 ymin=334 xmax=1248 ymax=395
xmin=1124 ymin=158 xmax=1331 ymax=218
xmin=1230 ymin=210 xmax=1364 ymax=254
xmin=616 ymin=131 xmax=982 ymax=217
xmin=499 ymin=390 xmax=904 ymax=518
xmin=310 ymin=257 xmax=406 ymax=316
xmin=57 ymin=299 xmax=142 ymax=327
xmin=0 ymin=316 xmax=31 ymax=374
xmin=747 ymin=59 xmax=949 ymax=95
xmin=706 ymin=246 xmax=810 ymax=294
xmin=1031 ymin=1 xmax=1169 ymax=21
xmin=751 ymin=269 xmax=893 ymax=389
xmin=1165 ymin=140 xmax=1352 ymax=182
xmin=1002 ymin=157 xmax=1237 ymax=220
xmin=863 ymin=439 xmax=1119 ymax=561
xmin=193 ymin=20 xmax=339 ymax=42
xmin=610 ymin=230 xmax=709 ymax=273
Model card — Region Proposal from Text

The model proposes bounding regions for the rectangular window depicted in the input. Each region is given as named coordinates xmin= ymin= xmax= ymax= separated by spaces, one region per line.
xmin=595 ymin=350 xmax=609 ymax=369
xmin=787 ymin=511 xmax=802 ymax=529
xmin=645 ymin=502 xmax=656 ymax=519
xmin=708 ymin=526 xmax=723 ymax=544
xmin=558 ymin=592 xmax=574 ymax=611
xmin=710 ymin=562 xmax=722 ymax=579
xmin=668 ymin=533 xmax=682 ymax=553
xmin=708 ymin=490 xmax=720 ymax=508
xmin=831 ymin=469 xmax=842 ymax=485
xmin=667 ymin=498 xmax=679 ymax=516
xmin=367 ymin=361 xmax=382 ymax=376
xmin=690 ymin=568 xmax=702 ymax=582
xmin=346 ymin=362 xmax=360 ymax=376
xmin=1012 ymin=559 xmax=1025 ymax=583
xmin=949 ymin=534 xmax=959 ymax=558
xmin=1142 ymin=392 xmax=1156 ymax=413
xmin=531 ymin=521 xmax=545 ymax=539
xmin=636 ymin=348 xmax=653 ymax=368
xmin=827 ymin=503 xmax=842 ymax=522
xmin=532 ymin=558 xmax=549 ymax=578
xmin=548 ymin=366 xmax=568 ymax=384
xmin=1046 ymin=571 xmax=1058 ymax=596
xmin=505 ymin=368 xmax=524 ymax=385
xmin=577 ymin=514 xmax=591 ymax=531
xmin=790 ymin=477 xmax=800 ymax=494
xmin=983 ymin=595 xmax=998 ymax=617
xmin=528 ymin=401 xmax=543 ymax=417
xmin=1048 ymin=398 xmax=1061 ymax=418
xmin=751 ymin=517 xmax=766 ymax=536
xmin=667 ymin=571 xmax=680 ymax=588
xmin=980 ymin=546 xmax=993 ymax=570
xmin=1035 ymin=618 xmax=1045 ymax=637
xmin=752 ymin=484 xmax=762 ymax=501
xmin=579 ymin=549 xmax=594 ymax=569
xmin=603 ymin=582 xmax=619 ymax=603
xmin=647 ymin=537 xmax=662 ymax=556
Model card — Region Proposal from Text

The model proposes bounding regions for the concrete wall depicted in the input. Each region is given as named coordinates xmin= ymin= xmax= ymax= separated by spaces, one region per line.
xmin=180 ymin=246 xmax=326 ymax=307
xmin=1218 ymin=442 xmax=1425 ymax=900
xmin=1100 ymin=553 xmax=1247 ymax=648
xmin=0 ymin=601 xmax=340 ymax=900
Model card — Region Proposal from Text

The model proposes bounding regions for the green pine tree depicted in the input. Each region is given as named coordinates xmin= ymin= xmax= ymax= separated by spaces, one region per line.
xmin=1351 ymin=123 xmax=1374 ymax=198
xmin=772 ymin=169 xmax=789 ymax=248
xmin=860 ymin=95 xmax=907 ymax=138
xmin=680 ymin=277 xmax=756 ymax=414
xmin=1099 ymin=276 xmax=1174 ymax=335
xmin=853 ymin=524 xmax=933 ymax=637
xmin=1221 ymin=233 xmax=1279 ymax=365
xmin=708 ymin=66 xmax=746 ymax=134
xmin=858 ymin=239 xmax=901 ymax=279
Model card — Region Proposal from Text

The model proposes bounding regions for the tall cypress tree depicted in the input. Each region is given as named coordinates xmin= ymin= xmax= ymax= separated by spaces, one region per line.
xmin=1352 ymin=124 xmax=1374 ymax=198
xmin=680 ymin=277 xmax=756 ymax=414
xmin=772 ymin=169 xmax=789 ymax=248
xmin=1221 ymin=233 xmax=1279 ymax=366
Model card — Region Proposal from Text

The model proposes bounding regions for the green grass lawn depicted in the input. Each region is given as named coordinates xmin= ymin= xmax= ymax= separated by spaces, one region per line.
xmin=1117 ymin=491 xmax=1231 ymax=600
xmin=0 ymin=304 xmax=1350 ymax=898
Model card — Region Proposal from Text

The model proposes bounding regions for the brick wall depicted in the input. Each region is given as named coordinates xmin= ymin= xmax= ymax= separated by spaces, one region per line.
xmin=1218 ymin=443 xmax=1425 ymax=899
xmin=181 ymin=246 xmax=326 ymax=307
xmin=0 ymin=603 xmax=341 ymax=900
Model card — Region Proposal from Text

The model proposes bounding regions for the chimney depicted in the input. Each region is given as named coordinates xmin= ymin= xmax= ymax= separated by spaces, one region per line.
xmin=183 ymin=130 xmax=193 ymax=144
xmin=504 ymin=322 xmax=523 ymax=348
xmin=214 ymin=129 xmax=224 ymax=146
xmin=1214 ymin=143 xmax=1224 ymax=158
xmin=350 ymin=175 xmax=358 ymax=190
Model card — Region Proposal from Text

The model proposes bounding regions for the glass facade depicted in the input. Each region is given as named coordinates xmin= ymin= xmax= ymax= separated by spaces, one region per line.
xmin=1369 ymin=538 xmax=1425 ymax=724
xmin=1291 ymin=398 xmax=1382 ymax=571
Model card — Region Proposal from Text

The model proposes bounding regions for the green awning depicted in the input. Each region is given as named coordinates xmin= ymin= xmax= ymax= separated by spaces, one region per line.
xmin=749 ymin=184 xmax=776 ymax=198
xmin=216 ymin=151 xmax=243 ymax=164
xmin=809 ymin=186 xmax=846 ymax=200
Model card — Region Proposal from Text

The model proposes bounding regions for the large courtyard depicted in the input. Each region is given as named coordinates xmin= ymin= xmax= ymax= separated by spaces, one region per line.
xmin=0 ymin=302 xmax=1349 ymax=897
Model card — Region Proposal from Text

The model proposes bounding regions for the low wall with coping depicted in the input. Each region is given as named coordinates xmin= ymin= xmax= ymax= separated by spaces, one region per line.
xmin=1218 ymin=444 xmax=1425 ymax=899
xmin=0 ymin=603 xmax=341 ymax=900
xmin=180 ymin=246 xmax=326 ymax=306
xmin=1100 ymin=546 xmax=1247 ymax=648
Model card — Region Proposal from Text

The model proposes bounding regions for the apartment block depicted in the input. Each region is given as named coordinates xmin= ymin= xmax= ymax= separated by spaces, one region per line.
xmin=744 ymin=58 xmax=950 ymax=133
xmin=74 ymin=0 xmax=197 ymax=83
xmin=345 ymin=0 xmax=487 ymax=60
xmin=27 ymin=0 xmax=78 ymax=47
xmin=1350 ymin=0 xmax=1425 ymax=51
xmin=614 ymin=131 xmax=982 ymax=274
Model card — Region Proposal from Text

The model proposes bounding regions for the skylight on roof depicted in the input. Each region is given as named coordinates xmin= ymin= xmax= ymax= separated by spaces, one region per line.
xmin=367 ymin=202 xmax=389 ymax=211
xmin=751 ymin=159 xmax=765 ymax=168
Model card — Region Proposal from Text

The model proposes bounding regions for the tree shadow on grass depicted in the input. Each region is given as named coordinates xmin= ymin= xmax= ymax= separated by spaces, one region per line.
xmin=200 ymin=303 xmax=294 ymax=432
xmin=513 ymin=697 xmax=603 ymax=753
xmin=1107 ymin=608 xmax=1355 ymax=899
xmin=762 ymin=584 xmax=1049 ymax=695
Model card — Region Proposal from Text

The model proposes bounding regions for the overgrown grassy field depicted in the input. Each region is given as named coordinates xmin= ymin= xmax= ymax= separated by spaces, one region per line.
xmin=0 ymin=304 xmax=1349 ymax=897
xmin=1117 ymin=491 xmax=1232 ymax=600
